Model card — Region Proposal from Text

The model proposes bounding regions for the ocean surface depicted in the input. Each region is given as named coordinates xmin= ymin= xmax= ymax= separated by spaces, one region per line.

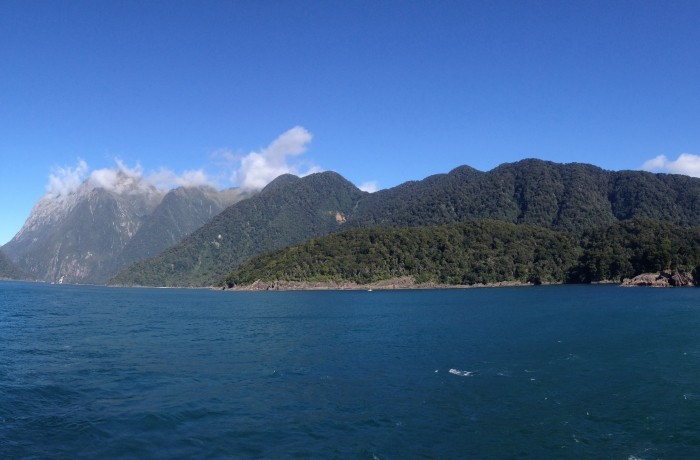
xmin=1 ymin=282 xmax=699 ymax=459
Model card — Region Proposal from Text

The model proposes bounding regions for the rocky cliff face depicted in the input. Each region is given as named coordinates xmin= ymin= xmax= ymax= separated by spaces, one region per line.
xmin=3 ymin=174 xmax=165 ymax=284
xmin=2 ymin=173 xmax=246 ymax=284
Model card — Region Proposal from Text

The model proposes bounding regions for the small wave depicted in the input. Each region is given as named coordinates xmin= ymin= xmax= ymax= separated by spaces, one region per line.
xmin=449 ymin=369 xmax=473 ymax=377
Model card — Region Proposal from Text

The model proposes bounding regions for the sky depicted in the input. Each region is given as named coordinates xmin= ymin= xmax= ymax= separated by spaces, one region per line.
xmin=1 ymin=0 xmax=699 ymax=245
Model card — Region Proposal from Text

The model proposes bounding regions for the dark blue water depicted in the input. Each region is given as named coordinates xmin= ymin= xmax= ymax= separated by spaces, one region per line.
xmin=1 ymin=282 xmax=699 ymax=458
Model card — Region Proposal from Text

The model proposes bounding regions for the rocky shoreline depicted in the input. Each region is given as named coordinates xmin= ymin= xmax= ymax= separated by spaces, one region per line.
xmin=621 ymin=271 xmax=697 ymax=287
xmin=225 ymin=272 xmax=699 ymax=291
xmin=225 ymin=276 xmax=546 ymax=291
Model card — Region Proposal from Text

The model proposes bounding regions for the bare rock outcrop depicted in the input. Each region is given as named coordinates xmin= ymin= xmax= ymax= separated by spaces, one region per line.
xmin=622 ymin=271 xmax=696 ymax=287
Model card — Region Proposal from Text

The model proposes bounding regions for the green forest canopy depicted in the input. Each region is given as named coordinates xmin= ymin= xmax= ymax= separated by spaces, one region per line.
xmin=225 ymin=219 xmax=700 ymax=287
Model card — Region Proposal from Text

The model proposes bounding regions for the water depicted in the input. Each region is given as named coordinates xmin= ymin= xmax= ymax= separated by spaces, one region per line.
xmin=1 ymin=282 xmax=699 ymax=459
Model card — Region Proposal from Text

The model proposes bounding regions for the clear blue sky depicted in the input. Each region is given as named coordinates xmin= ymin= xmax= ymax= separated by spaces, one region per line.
xmin=2 ymin=0 xmax=699 ymax=245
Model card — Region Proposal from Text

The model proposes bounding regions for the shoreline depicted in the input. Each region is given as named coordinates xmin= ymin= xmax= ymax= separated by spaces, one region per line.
xmin=8 ymin=273 xmax=695 ymax=290
xmin=224 ymin=276 xmax=557 ymax=291
xmin=224 ymin=273 xmax=697 ymax=291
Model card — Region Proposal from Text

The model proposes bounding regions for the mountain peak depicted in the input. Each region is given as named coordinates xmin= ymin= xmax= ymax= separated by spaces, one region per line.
xmin=259 ymin=174 xmax=300 ymax=196
xmin=4 ymin=174 xmax=248 ymax=284
xmin=111 ymin=170 xmax=366 ymax=287
xmin=85 ymin=168 xmax=162 ymax=197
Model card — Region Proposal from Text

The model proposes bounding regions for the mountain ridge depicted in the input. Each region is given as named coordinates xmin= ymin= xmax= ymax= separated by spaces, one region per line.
xmin=112 ymin=159 xmax=700 ymax=287
xmin=3 ymin=177 xmax=247 ymax=284
xmin=347 ymin=159 xmax=700 ymax=231
xmin=110 ymin=171 xmax=366 ymax=286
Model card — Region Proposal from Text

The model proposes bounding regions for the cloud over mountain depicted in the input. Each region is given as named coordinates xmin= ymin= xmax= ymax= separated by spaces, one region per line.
xmin=358 ymin=181 xmax=379 ymax=193
xmin=42 ymin=127 xmax=391 ymax=198
xmin=147 ymin=167 xmax=216 ymax=189
xmin=46 ymin=159 xmax=89 ymax=197
xmin=45 ymin=159 xmax=216 ymax=198
xmin=231 ymin=126 xmax=320 ymax=190
xmin=642 ymin=153 xmax=700 ymax=178
xmin=89 ymin=160 xmax=153 ymax=193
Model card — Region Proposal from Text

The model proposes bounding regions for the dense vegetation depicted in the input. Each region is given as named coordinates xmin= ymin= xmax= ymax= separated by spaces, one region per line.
xmin=113 ymin=159 xmax=700 ymax=287
xmin=110 ymin=172 xmax=366 ymax=286
xmin=348 ymin=160 xmax=700 ymax=231
xmin=115 ymin=186 xmax=246 ymax=270
xmin=225 ymin=219 xmax=700 ymax=287
xmin=569 ymin=219 xmax=700 ymax=283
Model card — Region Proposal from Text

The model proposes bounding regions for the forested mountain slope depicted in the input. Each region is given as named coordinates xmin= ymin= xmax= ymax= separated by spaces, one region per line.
xmin=348 ymin=159 xmax=700 ymax=231
xmin=115 ymin=186 xmax=248 ymax=269
xmin=225 ymin=219 xmax=700 ymax=287
xmin=110 ymin=172 xmax=366 ymax=286
xmin=112 ymin=159 xmax=700 ymax=287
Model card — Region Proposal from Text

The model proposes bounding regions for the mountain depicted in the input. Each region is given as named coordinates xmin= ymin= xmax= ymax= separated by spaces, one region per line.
xmin=11 ymin=158 xmax=696 ymax=287
xmin=3 ymin=175 xmax=164 ymax=284
xmin=110 ymin=172 xmax=366 ymax=286
xmin=115 ymin=186 xmax=249 ymax=269
xmin=0 ymin=249 xmax=28 ymax=280
xmin=3 ymin=173 xmax=245 ymax=284
xmin=111 ymin=159 xmax=700 ymax=286
xmin=348 ymin=159 xmax=700 ymax=231
xmin=112 ymin=160 xmax=700 ymax=287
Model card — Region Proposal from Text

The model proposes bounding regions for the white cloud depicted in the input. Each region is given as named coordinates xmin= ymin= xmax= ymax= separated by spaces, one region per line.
xmin=232 ymin=126 xmax=320 ymax=190
xmin=43 ymin=127 xmax=319 ymax=198
xmin=642 ymin=153 xmax=700 ymax=177
xmin=88 ymin=159 xmax=147 ymax=193
xmin=641 ymin=155 xmax=667 ymax=171
xmin=45 ymin=158 xmax=219 ymax=198
xmin=210 ymin=148 xmax=238 ymax=165
xmin=358 ymin=181 xmax=379 ymax=193
xmin=147 ymin=167 xmax=217 ymax=189
xmin=46 ymin=159 xmax=90 ymax=198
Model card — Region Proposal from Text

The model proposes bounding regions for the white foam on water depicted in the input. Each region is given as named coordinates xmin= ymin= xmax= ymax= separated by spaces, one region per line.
xmin=449 ymin=368 xmax=473 ymax=377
